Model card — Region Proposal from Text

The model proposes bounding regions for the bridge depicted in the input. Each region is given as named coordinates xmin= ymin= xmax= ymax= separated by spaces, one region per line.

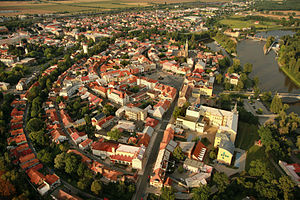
xmin=277 ymin=93 xmax=300 ymax=100
xmin=265 ymin=41 xmax=277 ymax=54
xmin=246 ymin=35 xmax=267 ymax=41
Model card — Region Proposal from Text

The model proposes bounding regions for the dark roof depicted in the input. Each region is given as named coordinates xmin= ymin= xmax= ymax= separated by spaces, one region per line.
xmin=94 ymin=113 xmax=106 ymax=121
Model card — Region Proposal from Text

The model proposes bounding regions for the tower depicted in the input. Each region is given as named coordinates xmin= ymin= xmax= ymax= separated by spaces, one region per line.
xmin=184 ymin=39 xmax=188 ymax=58
xmin=83 ymin=43 xmax=88 ymax=54
xmin=232 ymin=102 xmax=238 ymax=114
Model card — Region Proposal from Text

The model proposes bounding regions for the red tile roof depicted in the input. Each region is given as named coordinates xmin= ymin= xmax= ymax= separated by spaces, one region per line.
xmin=19 ymin=153 xmax=35 ymax=163
xmin=91 ymin=140 xmax=119 ymax=152
xmin=192 ymin=141 xmax=207 ymax=161
xmin=45 ymin=174 xmax=59 ymax=185
xmin=145 ymin=117 xmax=159 ymax=128
xmin=56 ymin=190 xmax=83 ymax=200
xmin=27 ymin=169 xmax=45 ymax=185
xmin=110 ymin=154 xmax=133 ymax=162
xmin=79 ymin=138 xmax=93 ymax=148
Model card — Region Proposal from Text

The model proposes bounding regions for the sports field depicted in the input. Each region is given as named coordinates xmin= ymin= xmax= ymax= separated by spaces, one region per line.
xmin=0 ymin=0 xmax=220 ymax=16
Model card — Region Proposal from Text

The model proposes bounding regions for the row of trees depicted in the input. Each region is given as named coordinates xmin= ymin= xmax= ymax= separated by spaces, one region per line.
xmin=278 ymin=32 xmax=300 ymax=84
xmin=214 ymin=32 xmax=236 ymax=54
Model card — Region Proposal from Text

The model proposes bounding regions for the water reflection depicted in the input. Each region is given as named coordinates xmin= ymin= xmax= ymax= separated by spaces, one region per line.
xmin=206 ymin=30 xmax=299 ymax=114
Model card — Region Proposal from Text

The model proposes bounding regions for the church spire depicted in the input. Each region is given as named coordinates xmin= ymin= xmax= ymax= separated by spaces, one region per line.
xmin=232 ymin=102 xmax=238 ymax=114
xmin=185 ymin=39 xmax=188 ymax=58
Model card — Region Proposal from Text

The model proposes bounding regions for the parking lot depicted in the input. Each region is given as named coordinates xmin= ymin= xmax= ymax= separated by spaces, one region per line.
xmin=243 ymin=99 xmax=271 ymax=116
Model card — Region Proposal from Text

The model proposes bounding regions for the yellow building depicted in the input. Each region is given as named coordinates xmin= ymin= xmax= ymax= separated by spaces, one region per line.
xmin=201 ymin=105 xmax=238 ymax=143
xmin=192 ymin=86 xmax=213 ymax=97
xmin=216 ymin=133 xmax=234 ymax=165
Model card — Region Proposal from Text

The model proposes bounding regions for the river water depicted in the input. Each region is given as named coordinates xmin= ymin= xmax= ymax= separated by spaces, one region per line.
xmin=206 ymin=30 xmax=300 ymax=115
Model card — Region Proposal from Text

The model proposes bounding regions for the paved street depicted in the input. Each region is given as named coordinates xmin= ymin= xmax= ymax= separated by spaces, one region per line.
xmin=133 ymin=73 xmax=184 ymax=200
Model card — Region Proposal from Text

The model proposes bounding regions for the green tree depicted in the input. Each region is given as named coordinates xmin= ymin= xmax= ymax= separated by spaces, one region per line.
xmin=258 ymin=126 xmax=279 ymax=153
xmin=173 ymin=106 xmax=181 ymax=119
xmin=65 ymin=153 xmax=79 ymax=174
xmin=209 ymin=150 xmax=216 ymax=160
xmin=243 ymin=63 xmax=253 ymax=74
xmin=128 ymin=184 xmax=135 ymax=193
xmin=29 ymin=130 xmax=48 ymax=146
xmin=77 ymin=178 xmax=89 ymax=190
xmin=37 ymin=149 xmax=53 ymax=164
xmin=26 ymin=118 xmax=44 ymax=132
xmin=213 ymin=172 xmax=229 ymax=193
xmin=103 ymin=104 xmax=115 ymax=115
xmin=216 ymin=74 xmax=223 ymax=84
xmin=77 ymin=162 xmax=86 ymax=177
xmin=54 ymin=152 xmax=66 ymax=169
xmin=192 ymin=185 xmax=210 ymax=200
xmin=107 ymin=129 xmax=122 ymax=141
xmin=278 ymin=176 xmax=295 ymax=200
xmin=91 ymin=180 xmax=102 ymax=195
xmin=173 ymin=146 xmax=185 ymax=161
xmin=297 ymin=136 xmax=300 ymax=149
xmin=236 ymin=80 xmax=244 ymax=91
xmin=161 ymin=187 xmax=175 ymax=200
xmin=270 ymin=95 xmax=283 ymax=114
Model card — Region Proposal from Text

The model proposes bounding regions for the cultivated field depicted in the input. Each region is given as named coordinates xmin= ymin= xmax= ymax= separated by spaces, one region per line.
xmin=255 ymin=10 xmax=300 ymax=19
xmin=0 ymin=0 xmax=227 ymax=16
xmin=219 ymin=15 xmax=282 ymax=29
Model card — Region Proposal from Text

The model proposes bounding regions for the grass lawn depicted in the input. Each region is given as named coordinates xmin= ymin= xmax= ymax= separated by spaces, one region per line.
xmin=235 ymin=122 xmax=259 ymax=150
xmin=280 ymin=66 xmax=300 ymax=87
xmin=246 ymin=145 xmax=281 ymax=178
xmin=219 ymin=16 xmax=281 ymax=29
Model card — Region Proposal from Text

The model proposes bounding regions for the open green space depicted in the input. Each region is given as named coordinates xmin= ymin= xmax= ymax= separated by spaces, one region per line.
xmin=235 ymin=122 xmax=259 ymax=150
xmin=280 ymin=66 xmax=300 ymax=87
xmin=246 ymin=145 xmax=281 ymax=178
xmin=219 ymin=15 xmax=282 ymax=29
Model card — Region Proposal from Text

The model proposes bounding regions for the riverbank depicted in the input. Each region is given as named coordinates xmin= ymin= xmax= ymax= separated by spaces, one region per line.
xmin=263 ymin=43 xmax=267 ymax=55
xmin=213 ymin=33 xmax=237 ymax=55
xmin=279 ymin=64 xmax=300 ymax=87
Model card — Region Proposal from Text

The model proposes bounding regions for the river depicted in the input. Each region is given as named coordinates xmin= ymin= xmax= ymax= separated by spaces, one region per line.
xmin=206 ymin=30 xmax=300 ymax=115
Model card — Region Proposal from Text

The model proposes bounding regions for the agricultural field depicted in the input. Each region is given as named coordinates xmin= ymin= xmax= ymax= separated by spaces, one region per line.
xmin=255 ymin=10 xmax=300 ymax=19
xmin=219 ymin=15 xmax=282 ymax=30
xmin=0 ymin=0 xmax=224 ymax=16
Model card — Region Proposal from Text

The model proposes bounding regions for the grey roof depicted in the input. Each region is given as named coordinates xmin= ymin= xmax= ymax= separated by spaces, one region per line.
xmin=184 ymin=158 xmax=204 ymax=169
xmin=219 ymin=138 xmax=235 ymax=154
xmin=94 ymin=113 xmax=105 ymax=121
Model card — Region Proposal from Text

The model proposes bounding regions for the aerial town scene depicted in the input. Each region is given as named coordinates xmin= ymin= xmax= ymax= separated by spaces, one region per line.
xmin=0 ymin=0 xmax=300 ymax=200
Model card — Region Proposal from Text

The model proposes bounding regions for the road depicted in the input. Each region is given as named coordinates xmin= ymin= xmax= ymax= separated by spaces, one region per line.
xmin=133 ymin=76 xmax=184 ymax=200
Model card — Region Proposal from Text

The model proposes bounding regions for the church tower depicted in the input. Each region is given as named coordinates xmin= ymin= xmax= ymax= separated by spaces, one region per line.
xmin=184 ymin=39 xmax=188 ymax=58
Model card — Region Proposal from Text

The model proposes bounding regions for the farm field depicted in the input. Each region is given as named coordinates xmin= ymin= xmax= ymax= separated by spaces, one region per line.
xmin=0 ymin=0 xmax=229 ymax=16
xmin=219 ymin=15 xmax=282 ymax=29
xmin=255 ymin=10 xmax=300 ymax=19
